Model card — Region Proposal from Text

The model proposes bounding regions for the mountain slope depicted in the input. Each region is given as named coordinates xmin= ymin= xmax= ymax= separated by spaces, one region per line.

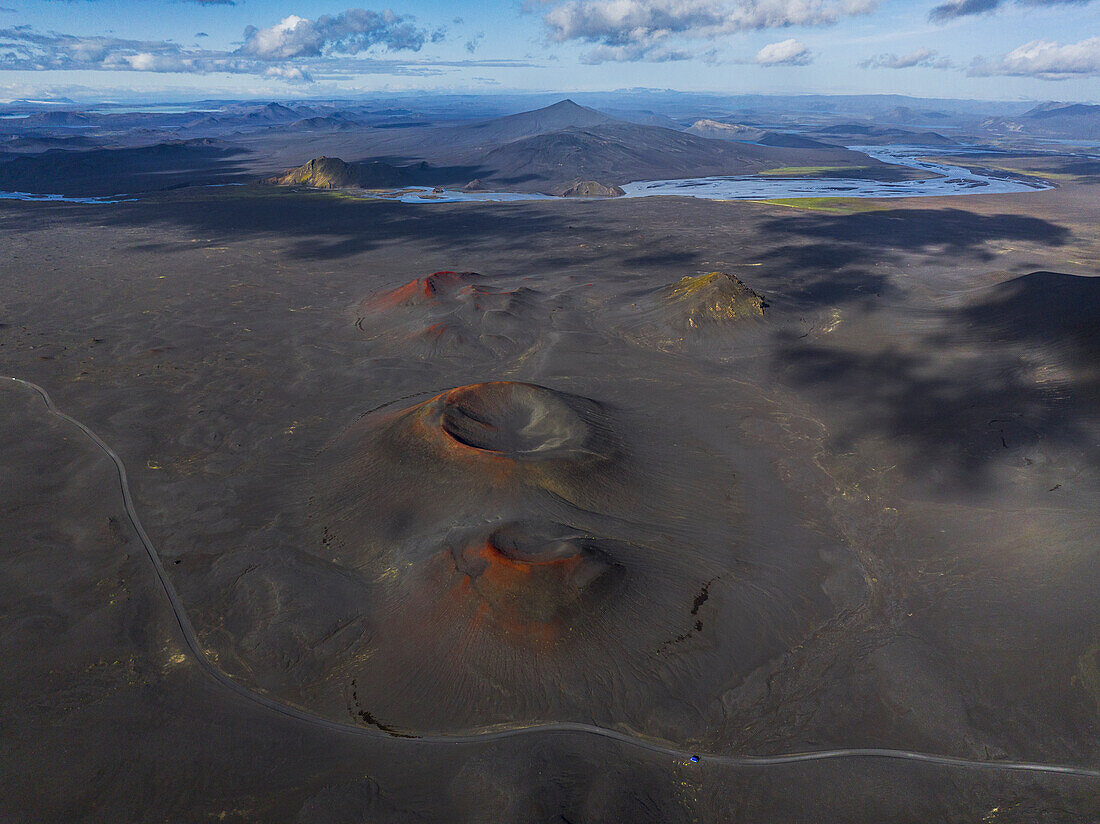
xmin=0 ymin=139 xmax=249 ymax=196
xmin=434 ymin=99 xmax=619 ymax=150
xmin=475 ymin=122 xmax=870 ymax=188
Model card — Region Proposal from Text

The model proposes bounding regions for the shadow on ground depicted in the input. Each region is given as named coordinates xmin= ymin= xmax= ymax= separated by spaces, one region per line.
xmin=776 ymin=270 xmax=1099 ymax=488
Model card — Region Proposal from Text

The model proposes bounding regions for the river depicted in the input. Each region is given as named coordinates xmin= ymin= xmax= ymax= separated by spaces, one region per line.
xmin=0 ymin=144 xmax=1055 ymax=205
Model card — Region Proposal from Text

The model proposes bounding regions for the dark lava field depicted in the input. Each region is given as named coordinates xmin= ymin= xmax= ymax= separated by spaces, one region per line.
xmin=2 ymin=100 xmax=1099 ymax=823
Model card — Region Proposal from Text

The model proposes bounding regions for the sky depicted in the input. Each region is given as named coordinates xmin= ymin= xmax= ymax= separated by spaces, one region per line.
xmin=0 ymin=0 xmax=1098 ymax=102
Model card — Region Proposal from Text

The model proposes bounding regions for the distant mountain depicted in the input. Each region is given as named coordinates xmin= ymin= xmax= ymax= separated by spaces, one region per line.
xmin=816 ymin=123 xmax=877 ymax=135
xmin=8 ymin=97 xmax=77 ymax=106
xmin=602 ymin=109 xmax=682 ymax=129
xmin=1024 ymin=102 xmax=1100 ymax=120
xmin=241 ymin=102 xmax=304 ymax=124
xmin=447 ymin=99 xmax=618 ymax=146
xmin=282 ymin=114 xmax=366 ymax=132
xmin=0 ymin=134 xmax=101 ymax=151
xmin=474 ymin=122 xmax=866 ymax=188
xmin=20 ymin=111 xmax=97 ymax=128
xmin=882 ymin=106 xmax=951 ymax=124
xmin=808 ymin=124 xmax=955 ymax=145
xmin=686 ymin=121 xmax=840 ymax=149
xmin=981 ymin=102 xmax=1100 ymax=139
xmin=257 ymin=100 xmax=884 ymax=193
xmin=0 ymin=139 xmax=248 ymax=196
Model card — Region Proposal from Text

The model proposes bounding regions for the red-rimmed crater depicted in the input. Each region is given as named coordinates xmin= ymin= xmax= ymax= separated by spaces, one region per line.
xmin=435 ymin=382 xmax=596 ymax=459
xmin=364 ymin=270 xmax=482 ymax=310
xmin=355 ymin=273 xmax=548 ymax=359
xmin=315 ymin=382 xmax=625 ymax=569
xmin=451 ymin=521 xmax=625 ymax=634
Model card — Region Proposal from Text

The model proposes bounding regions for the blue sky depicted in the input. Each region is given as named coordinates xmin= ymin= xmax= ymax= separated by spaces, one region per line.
xmin=1 ymin=0 xmax=1097 ymax=101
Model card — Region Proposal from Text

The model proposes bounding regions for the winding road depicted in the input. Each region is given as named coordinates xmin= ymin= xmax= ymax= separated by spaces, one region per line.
xmin=6 ymin=374 xmax=1099 ymax=780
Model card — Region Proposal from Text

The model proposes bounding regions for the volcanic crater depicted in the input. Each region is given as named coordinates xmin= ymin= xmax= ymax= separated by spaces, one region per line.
xmin=355 ymin=271 xmax=551 ymax=359
xmin=260 ymin=372 xmax=863 ymax=735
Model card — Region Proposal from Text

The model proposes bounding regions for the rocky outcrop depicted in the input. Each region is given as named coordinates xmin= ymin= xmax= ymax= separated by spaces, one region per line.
xmin=269 ymin=156 xmax=430 ymax=189
xmin=555 ymin=180 xmax=626 ymax=198
xmin=686 ymin=120 xmax=766 ymax=142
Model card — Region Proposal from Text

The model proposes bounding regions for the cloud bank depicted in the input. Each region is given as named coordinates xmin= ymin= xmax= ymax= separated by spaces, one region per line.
xmin=239 ymin=9 xmax=439 ymax=60
xmin=929 ymin=0 xmax=1095 ymax=23
xmin=540 ymin=0 xmax=879 ymax=62
xmin=0 ymin=8 xmax=467 ymax=82
xmin=970 ymin=36 xmax=1100 ymax=78
xmin=42 ymin=0 xmax=236 ymax=3
xmin=860 ymin=48 xmax=952 ymax=68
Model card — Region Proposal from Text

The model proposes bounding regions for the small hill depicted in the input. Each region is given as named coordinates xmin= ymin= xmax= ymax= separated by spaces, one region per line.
xmin=686 ymin=120 xmax=765 ymax=141
xmin=665 ymin=272 xmax=769 ymax=328
xmin=965 ymin=271 xmax=1100 ymax=402
xmin=621 ymin=271 xmax=769 ymax=348
xmin=270 ymin=156 xmax=430 ymax=189
xmin=757 ymin=132 xmax=838 ymax=149
xmin=554 ymin=180 xmax=625 ymax=197
xmin=966 ymin=271 xmax=1099 ymax=353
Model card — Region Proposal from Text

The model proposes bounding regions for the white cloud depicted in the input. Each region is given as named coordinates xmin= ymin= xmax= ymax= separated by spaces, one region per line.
xmin=239 ymin=9 xmax=433 ymax=61
xmin=755 ymin=38 xmax=812 ymax=65
xmin=929 ymin=0 xmax=1096 ymax=23
xmin=860 ymin=47 xmax=952 ymax=68
xmin=970 ymin=36 xmax=1100 ymax=79
xmin=0 ymin=10 xmax=461 ymax=83
xmin=465 ymin=31 xmax=484 ymax=53
xmin=581 ymin=43 xmax=692 ymax=62
xmin=240 ymin=15 xmax=317 ymax=60
xmin=263 ymin=64 xmax=314 ymax=82
xmin=541 ymin=0 xmax=879 ymax=62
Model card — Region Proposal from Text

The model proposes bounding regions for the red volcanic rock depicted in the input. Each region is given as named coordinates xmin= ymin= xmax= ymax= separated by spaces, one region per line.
xmin=450 ymin=521 xmax=624 ymax=639
xmin=354 ymin=272 xmax=552 ymax=360
xmin=365 ymin=271 xmax=482 ymax=310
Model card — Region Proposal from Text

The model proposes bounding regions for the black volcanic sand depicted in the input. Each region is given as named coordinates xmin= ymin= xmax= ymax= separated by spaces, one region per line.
xmin=298 ymin=376 xmax=858 ymax=735
xmin=2 ymin=180 xmax=1099 ymax=821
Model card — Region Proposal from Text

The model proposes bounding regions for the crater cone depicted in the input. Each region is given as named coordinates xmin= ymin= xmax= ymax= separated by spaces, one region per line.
xmin=356 ymin=273 xmax=547 ymax=359
xmin=365 ymin=270 xmax=482 ymax=310
xmin=316 ymin=382 xmax=624 ymax=568
xmin=452 ymin=520 xmax=625 ymax=632
xmin=438 ymin=382 xmax=594 ymax=458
